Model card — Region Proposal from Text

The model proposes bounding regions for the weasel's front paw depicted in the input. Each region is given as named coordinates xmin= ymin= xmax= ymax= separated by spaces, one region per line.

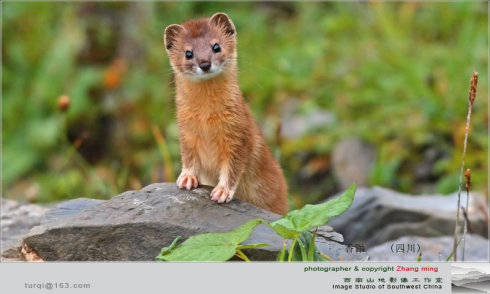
xmin=210 ymin=185 xmax=235 ymax=203
xmin=177 ymin=172 xmax=198 ymax=190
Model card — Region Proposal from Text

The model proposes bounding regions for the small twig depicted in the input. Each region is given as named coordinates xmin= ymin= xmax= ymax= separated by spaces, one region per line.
xmin=462 ymin=206 xmax=472 ymax=234
xmin=452 ymin=72 xmax=478 ymax=261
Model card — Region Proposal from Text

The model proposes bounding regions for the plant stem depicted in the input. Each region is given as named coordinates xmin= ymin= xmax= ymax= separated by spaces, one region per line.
xmin=279 ymin=240 xmax=287 ymax=262
xmin=452 ymin=104 xmax=471 ymax=261
xmin=462 ymin=206 xmax=467 ymax=261
xmin=308 ymin=229 xmax=318 ymax=261
xmin=447 ymin=238 xmax=463 ymax=262
xmin=462 ymin=169 xmax=472 ymax=262
xmin=235 ymin=249 xmax=250 ymax=262
xmin=452 ymin=72 xmax=478 ymax=262
xmin=288 ymin=237 xmax=298 ymax=262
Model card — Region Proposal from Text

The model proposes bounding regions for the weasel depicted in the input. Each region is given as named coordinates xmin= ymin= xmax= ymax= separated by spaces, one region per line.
xmin=164 ymin=12 xmax=288 ymax=215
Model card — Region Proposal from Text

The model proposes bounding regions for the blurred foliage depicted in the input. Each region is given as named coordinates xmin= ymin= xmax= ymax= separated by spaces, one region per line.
xmin=2 ymin=2 xmax=488 ymax=207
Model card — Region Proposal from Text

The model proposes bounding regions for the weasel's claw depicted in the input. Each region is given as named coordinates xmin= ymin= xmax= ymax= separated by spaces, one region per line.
xmin=210 ymin=186 xmax=234 ymax=203
xmin=177 ymin=173 xmax=198 ymax=190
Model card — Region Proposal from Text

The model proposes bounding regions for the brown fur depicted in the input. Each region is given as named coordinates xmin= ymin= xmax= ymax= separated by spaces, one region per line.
xmin=164 ymin=13 xmax=288 ymax=215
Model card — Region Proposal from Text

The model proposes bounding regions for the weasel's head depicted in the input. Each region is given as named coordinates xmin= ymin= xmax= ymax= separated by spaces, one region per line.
xmin=164 ymin=13 xmax=236 ymax=81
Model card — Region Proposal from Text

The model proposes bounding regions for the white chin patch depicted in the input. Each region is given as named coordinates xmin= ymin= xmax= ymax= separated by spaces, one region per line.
xmin=187 ymin=64 xmax=223 ymax=81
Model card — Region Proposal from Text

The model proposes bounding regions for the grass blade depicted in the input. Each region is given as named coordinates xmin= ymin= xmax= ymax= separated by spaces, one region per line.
xmin=297 ymin=237 xmax=308 ymax=261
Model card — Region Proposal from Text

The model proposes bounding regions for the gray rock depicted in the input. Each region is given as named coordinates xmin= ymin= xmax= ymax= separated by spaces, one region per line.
xmin=329 ymin=187 xmax=488 ymax=247
xmin=452 ymin=266 xmax=490 ymax=291
xmin=367 ymin=234 xmax=489 ymax=261
xmin=332 ymin=137 xmax=375 ymax=189
xmin=12 ymin=183 xmax=363 ymax=261
xmin=1 ymin=199 xmax=49 ymax=260
xmin=413 ymin=147 xmax=447 ymax=181
xmin=41 ymin=198 xmax=105 ymax=224
xmin=280 ymin=99 xmax=335 ymax=139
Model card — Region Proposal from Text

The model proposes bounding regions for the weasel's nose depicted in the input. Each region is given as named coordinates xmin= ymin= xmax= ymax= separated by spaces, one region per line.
xmin=199 ymin=61 xmax=211 ymax=72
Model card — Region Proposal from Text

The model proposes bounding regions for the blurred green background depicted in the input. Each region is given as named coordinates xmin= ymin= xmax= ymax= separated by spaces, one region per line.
xmin=2 ymin=2 xmax=488 ymax=208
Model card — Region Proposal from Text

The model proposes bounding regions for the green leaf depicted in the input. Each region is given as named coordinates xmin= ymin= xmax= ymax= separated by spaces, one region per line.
xmin=157 ymin=219 xmax=262 ymax=262
xmin=268 ymin=184 xmax=357 ymax=239
xmin=297 ymin=237 xmax=308 ymax=261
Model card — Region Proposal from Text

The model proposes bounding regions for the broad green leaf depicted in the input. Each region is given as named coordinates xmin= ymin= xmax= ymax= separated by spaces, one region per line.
xmin=158 ymin=219 xmax=262 ymax=262
xmin=268 ymin=184 xmax=356 ymax=239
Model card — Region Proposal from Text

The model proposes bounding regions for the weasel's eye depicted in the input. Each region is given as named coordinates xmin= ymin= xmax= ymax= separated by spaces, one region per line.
xmin=185 ymin=50 xmax=193 ymax=59
xmin=212 ymin=43 xmax=221 ymax=53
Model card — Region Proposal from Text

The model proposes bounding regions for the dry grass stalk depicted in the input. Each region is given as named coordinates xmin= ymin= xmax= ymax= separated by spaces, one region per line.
xmin=452 ymin=72 xmax=478 ymax=261
xmin=461 ymin=169 xmax=472 ymax=261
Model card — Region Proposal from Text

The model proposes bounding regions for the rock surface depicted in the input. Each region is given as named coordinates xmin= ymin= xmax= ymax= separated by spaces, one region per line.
xmin=452 ymin=266 xmax=490 ymax=293
xmin=367 ymin=234 xmax=489 ymax=261
xmin=41 ymin=198 xmax=105 ymax=224
xmin=332 ymin=138 xmax=375 ymax=189
xmin=3 ymin=183 xmax=364 ymax=261
xmin=280 ymin=99 xmax=335 ymax=139
xmin=329 ymin=186 xmax=488 ymax=247
xmin=1 ymin=199 xmax=49 ymax=260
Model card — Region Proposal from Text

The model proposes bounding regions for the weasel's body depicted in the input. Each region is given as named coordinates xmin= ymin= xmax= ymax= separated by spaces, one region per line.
xmin=164 ymin=13 xmax=288 ymax=214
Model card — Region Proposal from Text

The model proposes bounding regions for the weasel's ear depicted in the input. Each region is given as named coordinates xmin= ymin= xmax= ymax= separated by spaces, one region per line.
xmin=164 ymin=24 xmax=185 ymax=50
xmin=209 ymin=12 xmax=235 ymax=37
